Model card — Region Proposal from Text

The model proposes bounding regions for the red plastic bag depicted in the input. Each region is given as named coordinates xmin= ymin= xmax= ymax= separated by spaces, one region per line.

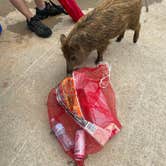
xmin=47 ymin=64 xmax=121 ymax=165
xmin=73 ymin=64 xmax=122 ymax=138
xmin=58 ymin=0 xmax=84 ymax=22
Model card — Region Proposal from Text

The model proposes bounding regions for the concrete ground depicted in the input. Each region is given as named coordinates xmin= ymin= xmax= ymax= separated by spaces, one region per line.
xmin=0 ymin=0 xmax=166 ymax=166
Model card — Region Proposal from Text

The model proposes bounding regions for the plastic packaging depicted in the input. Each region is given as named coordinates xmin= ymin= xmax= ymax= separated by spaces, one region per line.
xmin=47 ymin=63 xmax=122 ymax=165
xmin=51 ymin=118 xmax=74 ymax=151
xmin=73 ymin=64 xmax=122 ymax=138
xmin=74 ymin=130 xmax=85 ymax=161
xmin=56 ymin=77 xmax=110 ymax=146
xmin=58 ymin=0 xmax=84 ymax=22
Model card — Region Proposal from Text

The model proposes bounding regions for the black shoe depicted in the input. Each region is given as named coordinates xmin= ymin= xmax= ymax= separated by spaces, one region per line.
xmin=27 ymin=15 xmax=52 ymax=38
xmin=36 ymin=0 xmax=67 ymax=20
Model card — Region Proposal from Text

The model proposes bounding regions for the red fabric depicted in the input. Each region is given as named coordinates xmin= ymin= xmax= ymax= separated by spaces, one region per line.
xmin=58 ymin=0 xmax=84 ymax=22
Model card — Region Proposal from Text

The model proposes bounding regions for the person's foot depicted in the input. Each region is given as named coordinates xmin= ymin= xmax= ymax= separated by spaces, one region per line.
xmin=36 ymin=0 xmax=67 ymax=20
xmin=27 ymin=15 xmax=52 ymax=38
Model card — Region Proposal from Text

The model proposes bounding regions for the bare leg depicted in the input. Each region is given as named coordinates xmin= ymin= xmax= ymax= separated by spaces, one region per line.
xmin=133 ymin=23 xmax=141 ymax=43
xmin=96 ymin=42 xmax=109 ymax=64
xmin=116 ymin=31 xmax=125 ymax=42
xmin=9 ymin=0 xmax=34 ymax=21
xmin=34 ymin=0 xmax=45 ymax=9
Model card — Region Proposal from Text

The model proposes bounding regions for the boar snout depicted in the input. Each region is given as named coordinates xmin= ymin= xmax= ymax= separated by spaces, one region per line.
xmin=66 ymin=63 xmax=74 ymax=75
xmin=66 ymin=62 xmax=80 ymax=75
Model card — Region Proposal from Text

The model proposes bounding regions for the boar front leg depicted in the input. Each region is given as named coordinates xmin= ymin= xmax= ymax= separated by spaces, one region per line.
xmin=116 ymin=31 xmax=125 ymax=42
xmin=96 ymin=42 xmax=109 ymax=64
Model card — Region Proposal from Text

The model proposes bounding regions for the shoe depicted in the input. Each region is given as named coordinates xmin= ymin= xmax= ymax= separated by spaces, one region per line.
xmin=36 ymin=0 xmax=67 ymax=20
xmin=27 ymin=15 xmax=52 ymax=38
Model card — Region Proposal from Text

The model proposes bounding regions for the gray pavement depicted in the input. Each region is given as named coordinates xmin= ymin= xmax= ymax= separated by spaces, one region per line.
xmin=0 ymin=1 xmax=166 ymax=166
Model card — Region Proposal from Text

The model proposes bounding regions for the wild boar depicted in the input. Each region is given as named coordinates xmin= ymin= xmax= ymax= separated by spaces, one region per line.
xmin=60 ymin=0 xmax=142 ymax=73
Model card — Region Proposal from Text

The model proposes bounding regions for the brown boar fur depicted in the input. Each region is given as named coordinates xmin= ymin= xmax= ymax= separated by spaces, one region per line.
xmin=60 ymin=0 xmax=142 ymax=73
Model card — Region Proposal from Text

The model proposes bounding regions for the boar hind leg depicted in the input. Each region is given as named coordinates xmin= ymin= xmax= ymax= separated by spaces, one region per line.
xmin=96 ymin=42 xmax=109 ymax=64
xmin=116 ymin=31 xmax=125 ymax=42
xmin=133 ymin=23 xmax=141 ymax=43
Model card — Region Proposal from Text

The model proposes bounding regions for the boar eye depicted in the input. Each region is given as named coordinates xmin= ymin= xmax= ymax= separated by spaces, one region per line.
xmin=71 ymin=56 xmax=76 ymax=61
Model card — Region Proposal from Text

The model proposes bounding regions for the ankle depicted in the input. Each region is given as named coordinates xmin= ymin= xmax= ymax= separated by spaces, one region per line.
xmin=27 ymin=14 xmax=35 ymax=22
xmin=36 ymin=2 xmax=46 ymax=10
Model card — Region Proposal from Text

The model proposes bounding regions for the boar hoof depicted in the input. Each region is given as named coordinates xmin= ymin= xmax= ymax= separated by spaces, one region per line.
xmin=133 ymin=38 xmax=138 ymax=43
xmin=116 ymin=37 xmax=122 ymax=42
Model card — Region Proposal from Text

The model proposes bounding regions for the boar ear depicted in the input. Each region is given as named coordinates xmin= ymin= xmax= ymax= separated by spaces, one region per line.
xmin=60 ymin=34 xmax=67 ymax=46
